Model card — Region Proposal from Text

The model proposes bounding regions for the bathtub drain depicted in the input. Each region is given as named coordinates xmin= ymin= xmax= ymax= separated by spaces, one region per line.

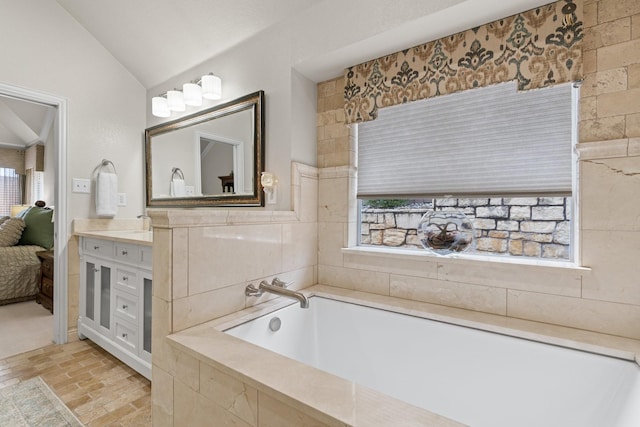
xmin=269 ymin=317 xmax=281 ymax=332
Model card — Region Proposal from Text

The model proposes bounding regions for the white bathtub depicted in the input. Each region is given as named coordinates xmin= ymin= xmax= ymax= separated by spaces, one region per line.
xmin=226 ymin=296 xmax=640 ymax=427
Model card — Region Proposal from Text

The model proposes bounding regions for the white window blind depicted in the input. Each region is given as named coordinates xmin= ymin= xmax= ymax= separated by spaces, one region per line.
xmin=357 ymin=81 xmax=575 ymax=198
xmin=0 ymin=168 xmax=22 ymax=216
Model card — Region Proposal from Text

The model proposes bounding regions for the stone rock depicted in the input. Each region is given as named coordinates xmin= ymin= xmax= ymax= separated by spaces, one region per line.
xmin=472 ymin=219 xmax=496 ymax=230
xmin=553 ymin=221 xmax=571 ymax=244
xmin=521 ymin=221 xmax=556 ymax=233
xmin=476 ymin=237 xmax=507 ymax=252
xmin=539 ymin=197 xmax=565 ymax=205
xmin=383 ymin=229 xmax=407 ymax=246
xmin=488 ymin=230 xmax=509 ymax=239
xmin=361 ymin=223 xmax=370 ymax=234
xmin=510 ymin=206 xmax=531 ymax=220
xmin=504 ymin=198 xmax=539 ymax=206
xmin=532 ymin=206 xmax=565 ymax=221
xmin=458 ymin=198 xmax=488 ymax=207
xmin=395 ymin=213 xmax=424 ymax=229
xmin=434 ymin=198 xmax=458 ymax=207
xmin=384 ymin=213 xmax=396 ymax=227
xmin=497 ymin=220 xmax=519 ymax=231
xmin=543 ymin=244 xmax=569 ymax=259
xmin=509 ymin=239 xmax=523 ymax=255
xmin=476 ymin=206 xmax=509 ymax=218
xmin=370 ymin=230 xmax=383 ymax=245
xmin=523 ymin=241 xmax=541 ymax=257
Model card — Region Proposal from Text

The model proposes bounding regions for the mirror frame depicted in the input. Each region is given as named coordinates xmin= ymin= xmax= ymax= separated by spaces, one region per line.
xmin=145 ymin=90 xmax=265 ymax=207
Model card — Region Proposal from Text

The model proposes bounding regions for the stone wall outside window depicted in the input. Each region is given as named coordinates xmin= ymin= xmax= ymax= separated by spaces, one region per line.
xmin=361 ymin=197 xmax=571 ymax=259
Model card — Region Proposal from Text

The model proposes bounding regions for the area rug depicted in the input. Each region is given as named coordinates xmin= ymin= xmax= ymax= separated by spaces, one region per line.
xmin=0 ymin=377 xmax=83 ymax=426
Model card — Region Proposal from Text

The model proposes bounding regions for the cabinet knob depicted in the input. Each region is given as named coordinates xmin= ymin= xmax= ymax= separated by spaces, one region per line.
xmin=121 ymin=250 xmax=128 ymax=255
xmin=122 ymin=276 xmax=128 ymax=281
xmin=122 ymin=333 xmax=128 ymax=339
xmin=94 ymin=245 xmax=100 ymax=250
xmin=94 ymin=268 xmax=99 ymax=273
xmin=122 ymin=304 xmax=128 ymax=310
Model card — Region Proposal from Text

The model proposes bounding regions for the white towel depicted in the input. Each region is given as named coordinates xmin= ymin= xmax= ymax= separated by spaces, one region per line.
xmin=170 ymin=179 xmax=186 ymax=197
xmin=96 ymin=172 xmax=118 ymax=217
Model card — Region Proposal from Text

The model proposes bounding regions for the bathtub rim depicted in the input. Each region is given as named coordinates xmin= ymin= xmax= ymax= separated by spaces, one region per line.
xmin=167 ymin=284 xmax=640 ymax=426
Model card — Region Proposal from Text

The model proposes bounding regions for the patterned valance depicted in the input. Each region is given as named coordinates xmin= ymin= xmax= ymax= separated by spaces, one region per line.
xmin=344 ymin=0 xmax=583 ymax=124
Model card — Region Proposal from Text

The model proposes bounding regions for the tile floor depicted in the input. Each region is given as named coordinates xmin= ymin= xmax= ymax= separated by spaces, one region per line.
xmin=0 ymin=339 xmax=152 ymax=426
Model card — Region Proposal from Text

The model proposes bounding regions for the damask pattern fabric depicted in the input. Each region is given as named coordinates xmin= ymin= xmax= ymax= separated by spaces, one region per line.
xmin=344 ymin=0 xmax=583 ymax=124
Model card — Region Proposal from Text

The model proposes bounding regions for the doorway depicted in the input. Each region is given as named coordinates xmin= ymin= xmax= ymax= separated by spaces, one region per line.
xmin=0 ymin=82 xmax=68 ymax=350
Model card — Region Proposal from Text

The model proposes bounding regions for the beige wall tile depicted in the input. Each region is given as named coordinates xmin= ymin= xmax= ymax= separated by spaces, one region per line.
xmin=318 ymin=265 xmax=389 ymax=295
xmin=297 ymin=175 xmax=319 ymax=223
xmin=152 ymin=366 xmax=174 ymax=427
xmin=584 ymin=68 xmax=628 ymax=96
xmin=627 ymin=112 xmax=640 ymax=137
xmin=318 ymin=222 xmax=346 ymax=267
xmin=175 ymin=348 xmax=200 ymax=392
xmin=582 ymin=230 xmax=640 ymax=305
xmin=629 ymin=137 xmax=640 ymax=155
xmin=597 ymin=87 xmax=640 ymax=117
xmin=576 ymin=138 xmax=628 ymax=160
xmin=390 ymin=275 xmax=507 ymax=315
xmin=629 ymin=63 xmax=640 ymax=88
xmin=437 ymin=262 xmax=582 ymax=297
xmin=282 ymin=222 xmax=317 ymax=272
xmin=188 ymin=224 xmax=283 ymax=294
xmin=67 ymin=273 xmax=79 ymax=328
xmin=633 ymin=12 xmax=640 ymax=39
xmin=152 ymin=297 xmax=174 ymax=372
xmin=153 ymin=228 xmax=172 ymax=301
xmin=598 ymin=38 xmax=640 ymax=70
xmin=583 ymin=49 xmax=597 ymax=74
xmin=318 ymin=177 xmax=349 ymax=222
xmin=581 ymin=156 xmax=640 ymax=231
xmin=67 ymin=236 xmax=79 ymax=275
xmin=580 ymin=116 xmax=626 ymax=141
xmin=507 ymin=290 xmax=640 ymax=339
xmin=597 ymin=0 xmax=640 ymax=23
xmin=257 ymin=392 xmax=331 ymax=427
xmin=172 ymin=228 xmax=189 ymax=299
xmin=174 ymin=380 xmax=252 ymax=427
xmin=584 ymin=17 xmax=631 ymax=50
xmin=173 ymin=283 xmax=246 ymax=332
xmin=343 ymin=251 xmax=438 ymax=279
xmin=199 ymin=362 xmax=258 ymax=426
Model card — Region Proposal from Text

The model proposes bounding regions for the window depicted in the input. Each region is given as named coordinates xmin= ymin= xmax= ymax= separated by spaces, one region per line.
xmin=0 ymin=168 xmax=22 ymax=216
xmin=357 ymin=82 xmax=578 ymax=261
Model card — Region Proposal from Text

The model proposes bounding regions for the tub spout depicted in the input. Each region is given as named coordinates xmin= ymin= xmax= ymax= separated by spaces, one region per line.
xmin=245 ymin=279 xmax=309 ymax=308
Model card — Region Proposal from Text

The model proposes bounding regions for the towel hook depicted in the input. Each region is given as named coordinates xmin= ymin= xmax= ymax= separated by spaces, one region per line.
xmin=171 ymin=167 xmax=184 ymax=180
xmin=98 ymin=159 xmax=117 ymax=174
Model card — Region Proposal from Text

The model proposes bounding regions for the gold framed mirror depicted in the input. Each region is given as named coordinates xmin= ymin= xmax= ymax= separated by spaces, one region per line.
xmin=145 ymin=90 xmax=265 ymax=207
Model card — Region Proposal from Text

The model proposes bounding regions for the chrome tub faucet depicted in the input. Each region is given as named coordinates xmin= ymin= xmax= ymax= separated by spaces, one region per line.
xmin=245 ymin=277 xmax=309 ymax=308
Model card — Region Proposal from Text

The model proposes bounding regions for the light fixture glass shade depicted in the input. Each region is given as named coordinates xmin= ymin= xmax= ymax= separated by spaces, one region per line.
xmin=201 ymin=74 xmax=222 ymax=100
xmin=151 ymin=96 xmax=170 ymax=118
xmin=167 ymin=90 xmax=186 ymax=112
xmin=183 ymin=83 xmax=202 ymax=106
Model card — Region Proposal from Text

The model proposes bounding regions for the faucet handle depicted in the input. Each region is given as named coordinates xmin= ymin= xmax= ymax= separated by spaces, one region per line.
xmin=272 ymin=277 xmax=293 ymax=288
xmin=245 ymin=283 xmax=262 ymax=297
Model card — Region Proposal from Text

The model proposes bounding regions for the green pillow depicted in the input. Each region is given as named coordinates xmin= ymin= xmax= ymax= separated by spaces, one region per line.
xmin=17 ymin=207 xmax=54 ymax=249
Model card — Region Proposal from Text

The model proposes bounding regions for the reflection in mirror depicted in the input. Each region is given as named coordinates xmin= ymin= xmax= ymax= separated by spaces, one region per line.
xmin=145 ymin=91 xmax=264 ymax=207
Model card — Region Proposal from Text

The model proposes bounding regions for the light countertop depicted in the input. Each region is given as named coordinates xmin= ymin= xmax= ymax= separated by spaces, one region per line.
xmin=75 ymin=230 xmax=153 ymax=246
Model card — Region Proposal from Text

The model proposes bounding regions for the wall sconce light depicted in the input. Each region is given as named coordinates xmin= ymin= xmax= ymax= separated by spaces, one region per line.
xmin=261 ymin=172 xmax=277 ymax=204
xmin=151 ymin=73 xmax=222 ymax=117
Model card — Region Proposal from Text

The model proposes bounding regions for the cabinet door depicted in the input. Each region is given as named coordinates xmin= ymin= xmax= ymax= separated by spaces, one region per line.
xmin=82 ymin=256 xmax=113 ymax=335
xmin=140 ymin=272 xmax=152 ymax=362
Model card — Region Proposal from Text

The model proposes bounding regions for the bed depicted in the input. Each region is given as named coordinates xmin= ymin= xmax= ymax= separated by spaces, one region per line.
xmin=0 ymin=203 xmax=53 ymax=305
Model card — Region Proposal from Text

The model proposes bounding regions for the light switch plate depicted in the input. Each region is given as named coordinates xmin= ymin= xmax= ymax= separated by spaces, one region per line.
xmin=117 ymin=193 xmax=127 ymax=206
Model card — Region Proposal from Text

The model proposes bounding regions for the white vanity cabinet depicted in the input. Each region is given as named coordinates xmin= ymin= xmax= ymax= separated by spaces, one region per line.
xmin=78 ymin=235 xmax=152 ymax=380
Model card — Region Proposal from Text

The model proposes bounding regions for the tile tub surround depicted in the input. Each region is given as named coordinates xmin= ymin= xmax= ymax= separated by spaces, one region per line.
xmin=149 ymin=162 xmax=319 ymax=426
xmin=167 ymin=285 xmax=640 ymax=427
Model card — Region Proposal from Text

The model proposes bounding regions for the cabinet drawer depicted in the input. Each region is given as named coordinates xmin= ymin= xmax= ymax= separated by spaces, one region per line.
xmin=114 ymin=291 xmax=138 ymax=323
xmin=114 ymin=319 xmax=138 ymax=353
xmin=115 ymin=267 xmax=138 ymax=295
xmin=83 ymin=238 xmax=114 ymax=257
xmin=115 ymin=242 xmax=139 ymax=264
xmin=41 ymin=277 xmax=54 ymax=298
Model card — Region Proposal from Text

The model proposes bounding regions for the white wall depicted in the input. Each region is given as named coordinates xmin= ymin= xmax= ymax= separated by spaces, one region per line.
xmin=0 ymin=0 xmax=146 ymax=232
